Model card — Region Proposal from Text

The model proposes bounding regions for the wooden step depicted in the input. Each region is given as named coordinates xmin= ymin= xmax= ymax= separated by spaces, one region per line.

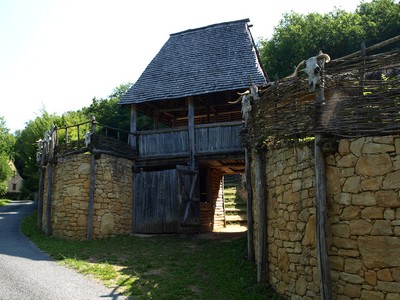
xmin=225 ymin=215 xmax=247 ymax=222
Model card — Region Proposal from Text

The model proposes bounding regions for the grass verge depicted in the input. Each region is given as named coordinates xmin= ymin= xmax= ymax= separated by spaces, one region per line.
xmin=0 ymin=199 xmax=11 ymax=207
xmin=22 ymin=212 xmax=280 ymax=299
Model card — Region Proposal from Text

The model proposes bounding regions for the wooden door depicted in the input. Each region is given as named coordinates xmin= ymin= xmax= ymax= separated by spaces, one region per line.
xmin=177 ymin=165 xmax=200 ymax=226
xmin=133 ymin=169 xmax=179 ymax=233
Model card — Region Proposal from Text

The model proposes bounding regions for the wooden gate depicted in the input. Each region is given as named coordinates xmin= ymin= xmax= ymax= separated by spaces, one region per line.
xmin=177 ymin=165 xmax=200 ymax=226
xmin=133 ymin=169 xmax=179 ymax=233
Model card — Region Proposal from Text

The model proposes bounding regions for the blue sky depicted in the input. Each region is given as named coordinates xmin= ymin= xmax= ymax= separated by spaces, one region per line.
xmin=0 ymin=0 xmax=363 ymax=133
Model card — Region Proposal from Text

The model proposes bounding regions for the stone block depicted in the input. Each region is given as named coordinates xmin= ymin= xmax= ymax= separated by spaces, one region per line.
xmin=371 ymin=220 xmax=393 ymax=235
xmin=377 ymin=268 xmax=393 ymax=281
xmin=352 ymin=192 xmax=377 ymax=206
xmin=365 ymin=270 xmax=377 ymax=286
xmin=396 ymin=138 xmax=400 ymax=154
xmin=383 ymin=170 xmax=400 ymax=190
xmin=350 ymin=137 xmax=365 ymax=157
xmin=332 ymin=237 xmax=358 ymax=249
xmin=355 ymin=154 xmax=393 ymax=176
xmin=331 ymin=223 xmax=350 ymax=238
xmin=349 ymin=219 xmax=372 ymax=235
xmin=344 ymin=283 xmax=361 ymax=297
xmin=340 ymin=206 xmax=361 ymax=220
xmin=376 ymin=190 xmax=400 ymax=207
xmin=393 ymin=267 xmax=400 ymax=282
xmin=343 ymin=176 xmax=361 ymax=193
xmin=295 ymin=276 xmax=307 ymax=296
xmin=360 ymin=177 xmax=383 ymax=191
xmin=340 ymin=272 xmax=364 ymax=284
xmin=361 ymin=207 xmax=384 ymax=219
xmin=384 ymin=209 xmax=396 ymax=220
xmin=338 ymin=154 xmax=358 ymax=168
xmin=302 ymin=215 xmax=316 ymax=247
xmin=329 ymin=256 xmax=344 ymax=271
xmin=360 ymin=290 xmax=384 ymax=300
xmin=363 ymin=142 xmax=395 ymax=154
xmin=339 ymin=139 xmax=351 ymax=155
xmin=376 ymin=281 xmax=400 ymax=293
xmin=334 ymin=193 xmax=352 ymax=205
xmin=386 ymin=293 xmax=400 ymax=300
xmin=358 ymin=236 xmax=400 ymax=268
xmin=344 ymin=258 xmax=362 ymax=274
xmin=327 ymin=166 xmax=341 ymax=194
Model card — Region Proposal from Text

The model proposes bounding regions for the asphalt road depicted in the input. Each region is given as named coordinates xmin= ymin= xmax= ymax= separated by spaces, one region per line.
xmin=0 ymin=200 xmax=127 ymax=300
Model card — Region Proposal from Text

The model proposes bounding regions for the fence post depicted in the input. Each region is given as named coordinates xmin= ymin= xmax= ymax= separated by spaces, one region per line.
xmin=87 ymin=117 xmax=96 ymax=240
xmin=315 ymin=57 xmax=332 ymax=300
xmin=255 ymin=144 xmax=267 ymax=283
xmin=45 ymin=125 xmax=56 ymax=236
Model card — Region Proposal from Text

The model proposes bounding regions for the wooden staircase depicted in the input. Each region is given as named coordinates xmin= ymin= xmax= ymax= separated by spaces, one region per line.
xmin=223 ymin=175 xmax=247 ymax=227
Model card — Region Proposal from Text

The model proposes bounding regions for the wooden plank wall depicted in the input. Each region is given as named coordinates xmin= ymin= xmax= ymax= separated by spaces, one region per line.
xmin=138 ymin=129 xmax=189 ymax=156
xmin=133 ymin=169 xmax=179 ymax=233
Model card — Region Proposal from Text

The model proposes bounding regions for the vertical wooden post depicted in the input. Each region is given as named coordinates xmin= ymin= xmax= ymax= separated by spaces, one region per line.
xmin=87 ymin=117 xmax=96 ymax=241
xmin=187 ymin=97 xmax=195 ymax=169
xmin=37 ymin=144 xmax=46 ymax=228
xmin=245 ymin=147 xmax=255 ymax=262
xmin=255 ymin=146 xmax=267 ymax=283
xmin=45 ymin=126 xmax=56 ymax=236
xmin=45 ymin=162 xmax=53 ymax=235
xmin=130 ymin=104 xmax=137 ymax=151
xmin=315 ymin=59 xmax=332 ymax=300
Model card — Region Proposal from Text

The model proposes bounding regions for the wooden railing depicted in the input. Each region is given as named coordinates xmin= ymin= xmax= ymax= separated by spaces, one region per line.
xmin=136 ymin=121 xmax=244 ymax=158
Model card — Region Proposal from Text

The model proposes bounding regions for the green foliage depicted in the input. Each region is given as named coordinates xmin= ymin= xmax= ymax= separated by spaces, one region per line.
xmin=0 ymin=155 xmax=12 ymax=195
xmin=13 ymin=109 xmax=59 ymax=198
xmin=259 ymin=0 xmax=400 ymax=78
xmin=0 ymin=199 xmax=11 ymax=207
xmin=0 ymin=117 xmax=15 ymax=196
xmin=22 ymin=212 xmax=280 ymax=299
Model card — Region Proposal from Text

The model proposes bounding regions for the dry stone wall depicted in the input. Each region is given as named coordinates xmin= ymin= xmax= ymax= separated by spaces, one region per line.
xmin=42 ymin=153 xmax=133 ymax=240
xmin=252 ymin=135 xmax=400 ymax=299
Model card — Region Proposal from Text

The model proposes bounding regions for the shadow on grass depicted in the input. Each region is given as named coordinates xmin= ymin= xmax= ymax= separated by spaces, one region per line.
xmin=22 ymin=211 xmax=281 ymax=300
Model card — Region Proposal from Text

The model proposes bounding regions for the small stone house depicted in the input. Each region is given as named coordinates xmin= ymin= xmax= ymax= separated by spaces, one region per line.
xmin=7 ymin=160 xmax=23 ymax=198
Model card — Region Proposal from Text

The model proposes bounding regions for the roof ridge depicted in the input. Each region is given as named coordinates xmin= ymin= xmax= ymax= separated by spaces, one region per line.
xmin=170 ymin=18 xmax=250 ymax=37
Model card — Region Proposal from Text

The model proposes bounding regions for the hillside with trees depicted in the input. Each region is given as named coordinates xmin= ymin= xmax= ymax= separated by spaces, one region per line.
xmin=258 ymin=0 xmax=400 ymax=78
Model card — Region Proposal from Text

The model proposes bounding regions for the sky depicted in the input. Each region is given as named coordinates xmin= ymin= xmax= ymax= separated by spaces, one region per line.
xmin=0 ymin=0 xmax=364 ymax=133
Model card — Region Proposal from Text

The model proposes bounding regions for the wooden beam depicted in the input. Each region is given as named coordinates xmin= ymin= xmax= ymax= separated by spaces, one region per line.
xmin=255 ymin=146 xmax=267 ymax=283
xmin=245 ymin=147 xmax=255 ymax=262
xmin=87 ymin=119 xmax=96 ymax=241
xmin=188 ymin=97 xmax=196 ymax=169
xmin=130 ymin=104 xmax=137 ymax=150
xmin=315 ymin=62 xmax=333 ymax=299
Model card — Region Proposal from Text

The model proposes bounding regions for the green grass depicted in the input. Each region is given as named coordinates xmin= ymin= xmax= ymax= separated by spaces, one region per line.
xmin=22 ymin=212 xmax=280 ymax=299
xmin=0 ymin=199 xmax=11 ymax=207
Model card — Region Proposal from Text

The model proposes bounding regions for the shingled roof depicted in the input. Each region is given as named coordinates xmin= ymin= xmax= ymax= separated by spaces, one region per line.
xmin=119 ymin=19 xmax=267 ymax=105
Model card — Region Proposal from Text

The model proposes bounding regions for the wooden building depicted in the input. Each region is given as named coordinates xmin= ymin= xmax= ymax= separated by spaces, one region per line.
xmin=118 ymin=19 xmax=267 ymax=233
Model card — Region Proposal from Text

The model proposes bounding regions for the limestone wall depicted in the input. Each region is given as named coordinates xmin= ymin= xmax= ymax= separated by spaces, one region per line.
xmin=42 ymin=153 xmax=133 ymax=240
xmin=251 ymin=136 xmax=400 ymax=299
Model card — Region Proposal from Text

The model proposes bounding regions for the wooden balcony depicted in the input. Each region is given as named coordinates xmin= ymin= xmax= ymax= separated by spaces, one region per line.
xmin=134 ymin=121 xmax=245 ymax=168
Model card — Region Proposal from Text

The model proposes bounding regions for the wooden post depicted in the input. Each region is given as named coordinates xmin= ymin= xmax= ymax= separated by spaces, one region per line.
xmin=130 ymin=104 xmax=137 ymax=151
xmin=255 ymin=146 xmax=267 ymax=283
xmin=245 ymin=147 xmax=255 ymax=262
xmin=87 ymin=117 xmax=96 ymax=240
xmin=45 ymin=126 xmax=56 ymax=236
xmin=45 ymin=162 xmax=53 ymax=235
xmin=187 ymin=97 xmax=195 ymax=169
xmin=37 ymin=144 xmax=46 ymax=228
xmin=315 ymin=59 xmax=332 ymax=299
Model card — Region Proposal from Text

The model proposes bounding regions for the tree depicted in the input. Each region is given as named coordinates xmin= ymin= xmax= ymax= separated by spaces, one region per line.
xmin=13 ymin=109 xmax=59 ymax=198
xmin=0 ymin=117 xmax=14 ymax=196
xmin=83 ymin=83 xmax=153 ymax=132
xmin=258 ymin=0 xmax=400 ymax=78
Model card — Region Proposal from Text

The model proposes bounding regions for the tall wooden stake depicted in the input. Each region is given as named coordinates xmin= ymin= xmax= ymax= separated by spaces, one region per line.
xmin=255 ymin=146 xmax=267 ymax=283
xmin=245 ymin=147 xmax=255 ymax=262
xmin=187 ymin=97 xmax=195 ymax=170
xmin=315 ymin=62 xmax=332 ymax=299
xmin=87 ymin=117 xmax=96 ymax=240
